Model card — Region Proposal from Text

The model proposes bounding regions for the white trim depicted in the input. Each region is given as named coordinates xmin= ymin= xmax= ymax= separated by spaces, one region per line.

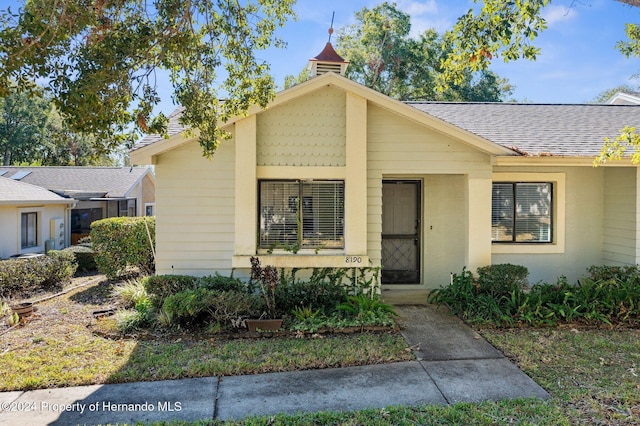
xmin=144 ymin=203 xmax=155 ymax=216
xmin=17 ymin=207 xmax=44 ymax=254
xmin=491 ymin=173 xmax=566 ymax=254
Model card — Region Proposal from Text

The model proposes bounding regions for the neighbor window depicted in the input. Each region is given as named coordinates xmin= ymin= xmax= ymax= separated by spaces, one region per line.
xmin=21 ymin=212 xmax=38 ymax=249
xmin=259 ymin=180 xmax=344 ymax=249
xmin=492 ymin=182 xmax=552 ymax=243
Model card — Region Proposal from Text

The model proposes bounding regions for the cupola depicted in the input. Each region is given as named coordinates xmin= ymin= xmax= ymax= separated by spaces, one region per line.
xmin=307 ymin=24 xmax=349 ymax=77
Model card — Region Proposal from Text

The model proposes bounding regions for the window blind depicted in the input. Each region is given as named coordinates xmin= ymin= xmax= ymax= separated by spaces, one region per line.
xmin=259 ymin=180 xmax=344 ymax=249
xmin=491 ymin=182 xmax=552 ymax=243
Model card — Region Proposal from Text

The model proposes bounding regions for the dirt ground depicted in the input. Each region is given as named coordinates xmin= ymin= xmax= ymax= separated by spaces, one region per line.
xmin=0 ymin=274 xmax=121 ymax=352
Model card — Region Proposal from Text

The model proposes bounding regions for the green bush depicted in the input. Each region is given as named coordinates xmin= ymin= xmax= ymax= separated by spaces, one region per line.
xmin=199 ymin=274 xmax=245 ymax=293
xmin=61 ymin=244 xmax=97 ymax=272
xmin=162 ymin=288 xmax=261 ymax=329
xmin=476 ymin=264 xmax=529 ymax=298
xmin=143 ymin=273 xmax=249 ymax=309
xmin=586 ymin=265 xmax=640 ymax=283
xmin=275 ymin=279 xmax=347 ymax=317
xmin=142 ymin=275 xmax=198 ymax=308
xmin=0 ymin=251 xmax=77 ymax=298
xmin=429 ymin=265 xmax=640 ymax=327
xmin=90 ymin=216 xmax=155 ymax=279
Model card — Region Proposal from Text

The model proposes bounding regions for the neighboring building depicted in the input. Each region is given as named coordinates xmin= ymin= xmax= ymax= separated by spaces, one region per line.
xmin=606 ymin=91 xmax=640 ymax=105
xmin=130 ymin=45 xmax=640 ymax=289
xmin=0 ymin=176 xmax=76 ymax=259
xmin=0 ymin=166 xmax=155 ymax=245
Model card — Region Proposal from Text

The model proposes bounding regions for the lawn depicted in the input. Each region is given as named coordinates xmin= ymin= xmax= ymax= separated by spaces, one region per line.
xmin=0 ymin=275 xmax=413 ymax=392
xmin=2 ymin=275 xmax=638 ymax=425
xmin=207 ymin=327 xmax=639 ymax=426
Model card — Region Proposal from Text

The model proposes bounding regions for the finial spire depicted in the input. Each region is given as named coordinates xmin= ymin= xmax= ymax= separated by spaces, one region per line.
xmin=328 ymin=11 xmax=335 ymax=43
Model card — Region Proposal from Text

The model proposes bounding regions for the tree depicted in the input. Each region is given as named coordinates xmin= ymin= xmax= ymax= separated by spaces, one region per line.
xmin=0 ymin=86 xmax=117 ymax=166
xmin=591 ymin=84 xmax=638 ymax=104
xmin=287 ymin=3 xmax=512 ymax=102
xmin=336 ymin=3 xmax=512 ymax=101
xmin=0 ymin=0 xmax=295 ymax=157
xmin=434 ymin=0 xmax=640 ymax=165
xmin=0 ymin=88 xmax=50 ymax=166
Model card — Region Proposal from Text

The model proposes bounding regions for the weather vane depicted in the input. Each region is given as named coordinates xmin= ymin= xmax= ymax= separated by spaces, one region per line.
xmin=328 ymin=11 xmax=335 ymax=43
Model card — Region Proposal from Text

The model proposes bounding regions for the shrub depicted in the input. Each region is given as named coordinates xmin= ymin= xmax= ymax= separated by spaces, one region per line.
xmin=90 ymin=216 xmax=155 ymax=279
xmin=199 ymin=274 xmax=245 ymax=292
xmin=586 ymin=265 xmax=640 ymax=283
xmin=430 ymin=265 xmax=640 ymax=327
xmin=142 ymin=275 xmax=198 ymax=308
xmin=61 ymin=244 xmax=97 ymax=272
xmin=275 ymin=279 xmax=347 ymax=317
xmin=476 ymin=264 xmax=529 ymax=298
xmin=0 ymin=251 xmax=77 ymax=298
xmin=162 ymin=288 xmax=261 ymax=329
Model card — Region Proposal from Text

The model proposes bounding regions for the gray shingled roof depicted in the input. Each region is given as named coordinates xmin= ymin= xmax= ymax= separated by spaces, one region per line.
xmin=133 ymin=107 xmax=186 ymax=151
xmin=0 ymin=176 xmax=71 ymax=204
xmin=0 ymin=167 xmax=152 ymax=198
xmin=408 ymin=103 xmax=640 ymax=157
xmin=133 ymin=101 xmax=640 ymax=158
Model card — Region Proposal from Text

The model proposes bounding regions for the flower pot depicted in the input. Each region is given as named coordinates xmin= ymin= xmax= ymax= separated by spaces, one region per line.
xmin=11 ymin=302 xmax=34 ymax=317
xmin=246 ymin=318 xmax=283 ymax=332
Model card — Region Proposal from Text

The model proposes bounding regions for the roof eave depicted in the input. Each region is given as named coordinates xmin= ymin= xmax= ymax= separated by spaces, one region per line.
xmin=495 ymin=155 xmax=640 ymax=167
xmin=130 ymin=130 xmax=199 ymax=165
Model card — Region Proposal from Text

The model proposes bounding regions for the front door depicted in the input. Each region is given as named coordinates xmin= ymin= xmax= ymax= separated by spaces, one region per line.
xmin=381 ymin=180 xmax=421 ymax=284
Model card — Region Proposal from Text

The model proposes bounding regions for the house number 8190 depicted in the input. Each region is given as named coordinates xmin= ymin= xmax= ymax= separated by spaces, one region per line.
xmin=345 ymin=256 xmax=362 ymax=264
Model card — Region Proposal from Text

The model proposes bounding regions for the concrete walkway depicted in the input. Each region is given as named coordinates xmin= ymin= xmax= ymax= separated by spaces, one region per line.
xmin=0 ymin=305 xmax=549 ymax=425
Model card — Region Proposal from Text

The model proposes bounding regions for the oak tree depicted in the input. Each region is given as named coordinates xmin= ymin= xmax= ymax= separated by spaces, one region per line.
xmin=0 ymin=0 xmax=295 ymax=157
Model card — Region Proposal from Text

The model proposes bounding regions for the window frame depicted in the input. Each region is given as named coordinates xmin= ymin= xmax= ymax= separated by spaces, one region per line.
xmin=492 ymin=181 xmax=553 ymax=244
xmin=18 ymin=208 xmax=43 ymax=253
xmin=491 ymin=173 xmax=565 ymax=254
xmin=258 ymin=179 xmax=345 ymax=251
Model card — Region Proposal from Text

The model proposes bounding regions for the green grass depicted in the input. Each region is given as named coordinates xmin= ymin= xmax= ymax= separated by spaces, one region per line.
xmin=0 ymin=332 xmax=412 ymax=391
xmin=141 ymin=327 xmax=639 ymax=426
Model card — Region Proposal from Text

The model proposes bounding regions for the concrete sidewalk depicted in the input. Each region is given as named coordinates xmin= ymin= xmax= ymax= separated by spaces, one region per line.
xmin=0 ymin=305 xmax=549 ymax=425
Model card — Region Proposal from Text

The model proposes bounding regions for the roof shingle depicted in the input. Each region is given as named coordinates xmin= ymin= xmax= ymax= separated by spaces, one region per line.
xmin=0 ymin=166 xmax=152 ymax=198
xmin=408 ymin=102 xmax=640 ymax=157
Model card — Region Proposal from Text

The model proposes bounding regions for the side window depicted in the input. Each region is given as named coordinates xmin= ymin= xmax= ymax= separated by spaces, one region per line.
xmin=492 ymin=182 xmax=552 ymax=243
xmin=20 ymin=211 xmax=38 ymax=249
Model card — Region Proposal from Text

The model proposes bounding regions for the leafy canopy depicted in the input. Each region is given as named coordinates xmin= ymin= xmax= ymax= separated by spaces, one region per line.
xmin=334 ymin=2 xmax=512 ymax=102
xmin=0 ymin=0 xmax=295 ymax=157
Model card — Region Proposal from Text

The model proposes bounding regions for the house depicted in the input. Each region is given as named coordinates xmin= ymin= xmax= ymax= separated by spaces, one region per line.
xmin=606 ymin=91 xmax=640 ymax=105
xmin=130 ymin=44 xmax=640 ymax=289
xmin=0 ymin=166 xmax=156 ymax=245
xmin=0 ymin=176 xmax=76 ymax=259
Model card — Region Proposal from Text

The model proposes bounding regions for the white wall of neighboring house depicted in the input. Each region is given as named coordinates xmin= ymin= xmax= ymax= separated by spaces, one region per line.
xmin=0 ymin=204 xmax=70 ymax=259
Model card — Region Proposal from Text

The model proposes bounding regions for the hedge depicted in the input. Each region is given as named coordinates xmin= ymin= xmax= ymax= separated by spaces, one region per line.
xmin=91 ymin=216 xmax=155 ymax=279
xmin=61 ymin=244 xmax=97 ymax=272
xmin=0 ymin=250 xmax=77 ymax=299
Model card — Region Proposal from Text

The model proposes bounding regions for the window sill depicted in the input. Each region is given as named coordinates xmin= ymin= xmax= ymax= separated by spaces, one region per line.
xmin=491 ymin=243 xmax=564 ymax=254
xmin=232 ymin=254 xmax=370 ymax=268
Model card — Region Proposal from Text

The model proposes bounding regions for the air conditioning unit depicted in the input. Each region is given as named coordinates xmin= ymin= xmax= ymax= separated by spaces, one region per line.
xmin=50 ymin=218 xmax=65 ymax=249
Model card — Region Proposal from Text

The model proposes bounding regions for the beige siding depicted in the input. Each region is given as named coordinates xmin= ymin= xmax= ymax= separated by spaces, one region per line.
xmin=154 ymin=138 xmax=236 ymax=276
xmin=141 ymin=174 xmax=156 ymax=207
xmin=603 ymin=167 xmax=637 ymax=265
xmin=423 ymin=175 xmax=467 ymax=288
xmin=256 ymin=86 xmax=346 ymax=166
xmin=366 ymin=104 xmax=492 ymax=288
xmin=492 ymin=166 xmax=604 ymax=284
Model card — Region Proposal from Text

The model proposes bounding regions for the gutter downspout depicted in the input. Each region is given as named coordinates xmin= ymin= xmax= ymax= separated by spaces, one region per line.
xmin=65 ymin=201 xmax=77 ymax=247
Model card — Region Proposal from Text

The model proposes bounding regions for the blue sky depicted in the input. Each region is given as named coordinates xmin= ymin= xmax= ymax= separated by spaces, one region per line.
xmin=2 ymin=0 xmax=639 ymax=114
xmin=264 ymin=0 xmax=640 ymax=104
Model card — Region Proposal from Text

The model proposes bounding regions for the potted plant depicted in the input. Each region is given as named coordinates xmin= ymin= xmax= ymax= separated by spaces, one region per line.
xmin=246 ymin=256 xmax=283 ymax=331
